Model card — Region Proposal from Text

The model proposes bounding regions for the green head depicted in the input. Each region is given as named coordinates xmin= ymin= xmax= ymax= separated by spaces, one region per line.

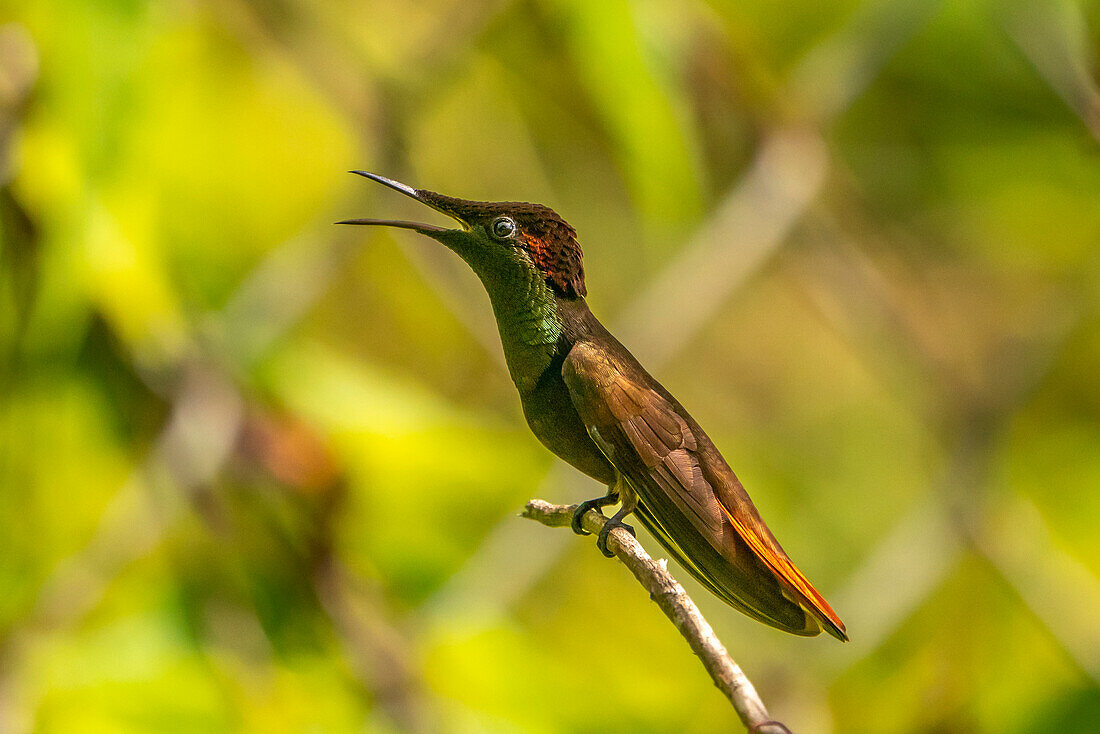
xmin=339 ymin=171 xmax=586 ymax=298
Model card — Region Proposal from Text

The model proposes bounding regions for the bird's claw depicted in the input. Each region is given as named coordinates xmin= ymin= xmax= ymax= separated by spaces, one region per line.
xmin=596 ymin=519 xmax=635 ymax=557
xmin=571 ymin=498 xmax=608 ymax=535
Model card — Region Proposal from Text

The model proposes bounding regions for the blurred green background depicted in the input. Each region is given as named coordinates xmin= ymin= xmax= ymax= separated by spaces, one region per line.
xmin=2 ymin=0 xmax=1100 ymax=732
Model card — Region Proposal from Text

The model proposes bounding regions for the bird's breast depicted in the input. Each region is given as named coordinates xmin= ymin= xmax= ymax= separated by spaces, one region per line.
xmin=520 ymin=368 xmax=616 ymax=486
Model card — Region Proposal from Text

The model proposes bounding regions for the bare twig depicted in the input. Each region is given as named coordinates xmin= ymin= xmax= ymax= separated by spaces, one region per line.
xmin=521 ymin=499 xmax=790 ymax=734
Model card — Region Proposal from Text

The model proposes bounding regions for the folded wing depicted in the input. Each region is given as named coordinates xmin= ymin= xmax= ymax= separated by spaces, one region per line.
xmin=562 ymin=342 xmax=846 ymax=641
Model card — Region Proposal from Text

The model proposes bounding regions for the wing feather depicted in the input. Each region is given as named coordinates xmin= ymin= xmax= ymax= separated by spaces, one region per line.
xmin=562 ymin=342 xmax=846 ymax=641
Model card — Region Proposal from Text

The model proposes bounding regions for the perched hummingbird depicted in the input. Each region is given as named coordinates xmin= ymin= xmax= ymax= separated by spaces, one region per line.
xmin=340 ymin=172 xmax=847 ymax=641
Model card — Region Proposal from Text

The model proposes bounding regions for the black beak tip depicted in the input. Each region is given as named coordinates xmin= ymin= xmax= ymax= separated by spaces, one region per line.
xmin=346 ymin=169 xmax=422 ymax=199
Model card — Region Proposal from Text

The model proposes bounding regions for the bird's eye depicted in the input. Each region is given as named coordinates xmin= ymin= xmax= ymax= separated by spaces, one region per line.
xmin=491 ymin=217 xmax=516 ymax=239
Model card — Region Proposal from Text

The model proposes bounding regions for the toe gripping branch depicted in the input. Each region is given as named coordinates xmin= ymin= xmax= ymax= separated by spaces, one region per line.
xmin=571 ymin=492 xmax=637 ymax=558
xmin=596 ymin=505 xmax=636 ymax=557
xmin=570 ymin=495 xmax=617 ymax=535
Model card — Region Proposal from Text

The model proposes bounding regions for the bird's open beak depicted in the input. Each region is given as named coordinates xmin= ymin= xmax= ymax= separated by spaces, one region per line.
xmin=337 ymin=171 xmax=467 ymax=235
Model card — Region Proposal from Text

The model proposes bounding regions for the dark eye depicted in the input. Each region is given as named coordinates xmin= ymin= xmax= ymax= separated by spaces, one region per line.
xmin=491 ymin=217 xmax=516 ymax=239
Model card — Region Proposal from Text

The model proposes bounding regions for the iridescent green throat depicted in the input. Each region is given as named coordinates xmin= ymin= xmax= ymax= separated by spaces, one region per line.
xmin=468 ymin=248 xmax=563 ymax=393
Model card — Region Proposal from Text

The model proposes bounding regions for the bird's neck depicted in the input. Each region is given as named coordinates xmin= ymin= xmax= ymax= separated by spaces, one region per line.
xmin=473 ymin=254 xmax=565 ymax=394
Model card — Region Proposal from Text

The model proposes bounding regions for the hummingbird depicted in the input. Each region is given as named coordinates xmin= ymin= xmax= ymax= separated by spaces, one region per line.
xmin=340 ymin=171 xmax=847 ymax=641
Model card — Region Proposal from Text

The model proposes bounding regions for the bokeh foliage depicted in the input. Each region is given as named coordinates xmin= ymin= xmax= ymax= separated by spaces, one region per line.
xmin=1 ymin=0 xmax=1099 ymax=732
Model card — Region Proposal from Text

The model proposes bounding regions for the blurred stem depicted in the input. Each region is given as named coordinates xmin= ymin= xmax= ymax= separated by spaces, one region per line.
xmin=522 ymin=499 xmax=790 ymax=734
xmin=312 ymin=552 xmax=433 ymax=734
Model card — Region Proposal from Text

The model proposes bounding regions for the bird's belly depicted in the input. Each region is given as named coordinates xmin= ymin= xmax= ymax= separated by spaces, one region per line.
xmin=520 ymin=374 xmax=616 ymax=486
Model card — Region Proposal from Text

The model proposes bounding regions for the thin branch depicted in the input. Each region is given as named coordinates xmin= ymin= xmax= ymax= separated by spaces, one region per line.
xmin=521 ymin=499 xmax=790 ymax=734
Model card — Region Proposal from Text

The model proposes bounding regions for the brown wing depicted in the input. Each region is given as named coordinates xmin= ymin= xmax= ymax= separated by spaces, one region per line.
xmin=562 ymin=341 xmax=847 ymax=641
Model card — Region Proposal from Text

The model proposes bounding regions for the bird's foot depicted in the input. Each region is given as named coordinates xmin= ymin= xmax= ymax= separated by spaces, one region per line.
xmin=596 ymin=517 xmax=635 ymax=557
xmin=571 ymin=497 xmax=614 ymax=535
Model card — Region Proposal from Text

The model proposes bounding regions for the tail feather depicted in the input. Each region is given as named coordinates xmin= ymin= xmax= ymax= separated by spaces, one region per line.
xmin=634 ymin=503 xmax=826 ymax=637
xmin=719 ymin=504 xmax=848 ymax=642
